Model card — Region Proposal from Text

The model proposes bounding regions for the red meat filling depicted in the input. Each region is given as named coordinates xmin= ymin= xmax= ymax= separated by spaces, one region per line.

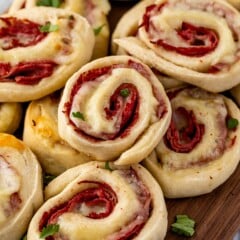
xmin=141 ymin=4 xmax=219 ymax=57
xmin=165 ymin=107 xmax=205 ymax=153
xmin=0 ymin=17 xmax=47 ymax=50
xmin=0 ymin=60 xmax=57 ymax=85
xmin=39 ymin=181 xmax=117 ymax=240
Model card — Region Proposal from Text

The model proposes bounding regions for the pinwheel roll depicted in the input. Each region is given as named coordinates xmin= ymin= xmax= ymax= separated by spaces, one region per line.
xmin=58 ymin=56 xmax=171 ymax=165
xmin=23 ymin=92 xmax=93 ymax=175
xmin=230 ymin=84 xmax=240 ymax=106
xmin=144 ymin=87 xmax=240 ymax=198
xmin=0 ymin=102 xmax=22 ymax=134
xmin=0 ymin=133 xmax=43 ymax=240
xmin=27 ymin=161 xmax=167 ymax=240
xmin=0 ymin=7 xmax=94 ymax=102
xmin=9 ymin=0 xmax=110 ymax=59
xmin=113 ymin=0 xmax=240 ymax=92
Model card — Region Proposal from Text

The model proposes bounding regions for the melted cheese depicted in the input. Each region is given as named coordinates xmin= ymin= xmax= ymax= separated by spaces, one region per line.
xmin=70 ymin=68 xmax=158 ymax=137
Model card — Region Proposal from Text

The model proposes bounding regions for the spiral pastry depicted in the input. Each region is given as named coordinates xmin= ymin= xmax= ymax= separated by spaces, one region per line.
xmin=113 ymin=0 xmax=240 ymax=92
xmin=27 ymin=161 xmax=167 ymax=240
xmin=143 ymin=87 xmax=240 ymax=198
xmin=230 ymin=84 xmax=240 ymax=106
xmin=0 ymin=133 xmax=43 ymax=240
xmin=8 ymin=0 xmax=110 ymax=59
xmin=0 ymin=7 xmax=94 ymax=102
xmin=58 ymin=56 xmax=171 ymax=165
xmin=0 ymin=102 xmax=22 ymax=134
xmin=23 ymin=92 xmax=93 ymax=175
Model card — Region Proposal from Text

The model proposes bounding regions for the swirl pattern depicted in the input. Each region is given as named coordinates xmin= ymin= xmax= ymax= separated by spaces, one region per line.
xmin=27 ymin=162 xmax=167 ymax=240
xmin=0 ymin=133 xmax=43 ymax=240
xmin=58 ymin=56 xmax=171 ymax=165
xmin=113 ymin=0 xmax=240 ymax=92
xmin=144 ymin=87 xmax=240 ymax=198
xmin=0 ymin=7 xmax=94 ymax=101
xmin=8 ymin=0 xmax=110 ymax=59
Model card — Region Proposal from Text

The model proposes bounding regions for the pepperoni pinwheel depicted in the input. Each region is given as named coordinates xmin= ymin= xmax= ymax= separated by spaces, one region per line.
xmin=0 ymin=7 xmax=94 ymax=102
xmin=9 ymin=0 xmax=110 ymax=59
xmin=27 ymin=161 xmax=167 ymax=240
xmin=113 ymin=0 xmax=240 ymax=92
xmin=23 ymin=92 xmax=93 ymax=175
xmin=58 ymin=56 xmax=171 ymax=165
xmin=144 ymin=87 xmax=240 ymax=198
xmin=0 ymin=133 xmax=43 ymax=240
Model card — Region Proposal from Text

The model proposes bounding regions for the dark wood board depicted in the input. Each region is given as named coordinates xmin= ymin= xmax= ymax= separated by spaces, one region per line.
xmin=109 ymin=2 xmax=240 ymax=240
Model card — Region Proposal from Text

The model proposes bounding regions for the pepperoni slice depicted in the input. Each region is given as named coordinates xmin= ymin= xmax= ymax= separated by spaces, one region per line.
xmin=152 ymin=22 xmax=218 ymax=57
xmin=0 ymin=17 xmax=47 ymax=50
xmin=39 ymin=181 xmax=117 ymax=240
xmin=165 ymin=107 xmax=205 ymax=153
xmin=0 ymin=61 xmax=57 ymax=85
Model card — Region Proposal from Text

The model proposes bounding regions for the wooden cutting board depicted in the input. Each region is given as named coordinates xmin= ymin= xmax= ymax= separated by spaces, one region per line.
xmin=109 ymin=2 xmax=240 ymax=239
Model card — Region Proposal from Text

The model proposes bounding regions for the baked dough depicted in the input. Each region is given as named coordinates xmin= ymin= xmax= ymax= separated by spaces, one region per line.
xmin=143 ymin=87 xmax=240 ymax=198
xmin=23 ymin=92 xmax=93 ymax=175
xmin=113 ymin=0 xmax=240 ymax=92
xmin=9 ymin=0 xmax=110 ymax=59
xmin=230 ymin=84 xmax=240 ymax=106
xmin=0 ymin=102 xmax=22 ymax=134
xmin=226 ymin=0 xmax=240 ymax=10
xmin=0 ymin=7 xmax=94 ymax=102
xmin=58 ymin=55 xmax=171 ymax=165
xmin=0 ymin=133 xmax=43 ymax=240
xmin=27 ymin=161 xmax=168 ymax=240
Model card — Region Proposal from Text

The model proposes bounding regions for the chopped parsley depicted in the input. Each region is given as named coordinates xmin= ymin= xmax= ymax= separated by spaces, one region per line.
xmin=227 ymin=117 xmax=239 ymax=129
xmin=72 ymin=111 xmax=85 ymax=120
xmin=37 ymin=0 xmax=62 ymax=7
xmin=171 ymin=214 xmax=196 ymax=237
xmin=40 ymin=224 xmax=60 ymax=238
xmin=105 ymin=161 xmax=113 ymax=171
xmin=120 ymin=88 xmax=130 ymax=98
xmin=93 ymin=24 xmax=105 ymax=36
xmin=40 ymin=22 xmax=59 ymax=32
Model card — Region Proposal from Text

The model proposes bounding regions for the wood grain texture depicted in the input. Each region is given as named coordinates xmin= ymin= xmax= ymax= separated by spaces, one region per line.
xmin=166 ymin=164 xmax=240 ymax=240
xmin=109 ymin=3 xmax=240 ymax=240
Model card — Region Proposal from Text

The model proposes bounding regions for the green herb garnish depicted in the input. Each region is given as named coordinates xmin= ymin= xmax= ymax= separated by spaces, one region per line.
xmin=37 ymin=0 xmax=62 ymax=7
xmin=105 ymin=161 xmax=113 ymax=171
xmin=40 ymin=22 xmax=59 ymax=32
xmin=43 ymin=173 xmax=56 ymax=186
xmin=93 ymin=24 xmax=105 ymax=36
xmin=40 ymin=224 xmax=60 ymax=239
xmin=72 ymin=111 xmax=85 ymax=120
xmin=120 ymin=88 xmax=130 ymax=98
xmin=171 ymin=215 xmax=195 ymax=237
xmin=227 ymin=117 xmax=239 ymax=129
